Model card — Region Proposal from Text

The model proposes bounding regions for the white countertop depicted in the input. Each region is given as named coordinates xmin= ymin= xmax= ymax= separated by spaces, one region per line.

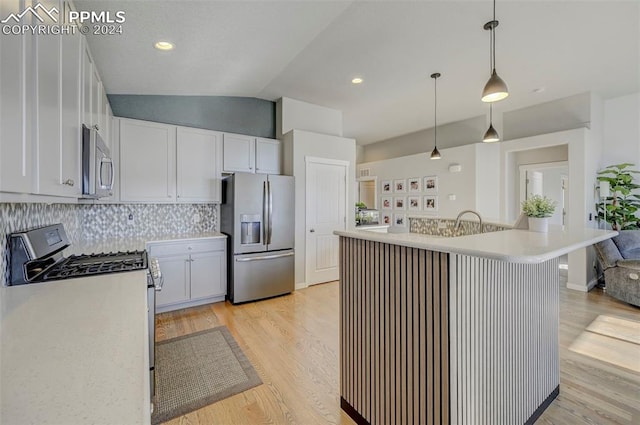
xmin=335 ymin=225 xmax=617 ymax=263
xmin=0 ymin=271 xmax=151 ymax=425
xmin=68 ymin=231 xmax=226 ymax=255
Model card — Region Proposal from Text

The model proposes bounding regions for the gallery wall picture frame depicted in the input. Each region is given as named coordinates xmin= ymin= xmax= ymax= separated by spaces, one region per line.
xmin=408 ymin=177 xmax=421 ymax=193
xmin=408 ymin=196 xmax=421 ymax=211
xmin=394 ymin=197 xmax=406 ymax=210
xmin=381 ymin=197 xmax=392 ymax=210
xmin=382 ymin=213 xmax=392 ymax=225
xmin=424 ymin=195 xmax=438 ymax=212
xmin=394 ymin=213 xmax=406 ymax=227
xmin=424 ymin=175 xmax=438 ymax=194
xmin=394 ymin=179 xmax=406 ymax=193
xmin=381 ymin=180 xmax=392 ymax=193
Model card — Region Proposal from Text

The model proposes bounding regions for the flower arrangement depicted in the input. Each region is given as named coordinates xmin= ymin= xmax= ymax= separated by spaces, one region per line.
xmin=521 ymin=195 xmax=556 ymax=218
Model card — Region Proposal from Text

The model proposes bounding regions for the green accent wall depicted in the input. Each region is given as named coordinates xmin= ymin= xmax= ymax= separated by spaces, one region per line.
xmin=108 ymin=95 xmax=276 ymax=138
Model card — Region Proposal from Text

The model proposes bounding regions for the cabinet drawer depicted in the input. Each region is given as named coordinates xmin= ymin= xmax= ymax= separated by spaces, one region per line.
xmin=147 ymin=238 xmax=226 ymax=257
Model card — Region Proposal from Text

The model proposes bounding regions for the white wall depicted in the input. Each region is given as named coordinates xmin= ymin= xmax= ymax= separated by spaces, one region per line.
xmin=603 ymin=92 xmax=640 ymax=169
xmin=357 ymin=144 xmax=489 ymax=221
xmin=475 ymin=143 xmax=501 ymax=221
xmin=283 ymin=129 xmax=356 ymax=288
xmin=277 ymin=97 xmax=343 ymax=139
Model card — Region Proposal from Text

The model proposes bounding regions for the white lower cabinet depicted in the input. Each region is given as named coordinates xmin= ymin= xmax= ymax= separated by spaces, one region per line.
xmin=148 ymin=238 xmax=227 ymax=313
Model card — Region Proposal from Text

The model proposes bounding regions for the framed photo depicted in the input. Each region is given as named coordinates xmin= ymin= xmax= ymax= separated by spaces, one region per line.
xmin=381 ymin=197 xmax=392 ymax=210
xmin=382 ymin=212 xmax=392 ymax=225
xmin=394 ymin=214 xmax=406 ymax=227
xmin=381 ymin=180 xmax=392 ymax=193
xmin=424 ymin=175 xmax=438 ymax=194
xmin=408 ymin=196 xmax=421 ymax=211
xmin=408 ymin=177 xmax=421 ymax=193
xmin=394 ymin=197 xmax=406 ymax=210
xmin=394 ymin=179 xmax=406 ymax=193
xmin=424 ymin=195 xmax=438 ymax=212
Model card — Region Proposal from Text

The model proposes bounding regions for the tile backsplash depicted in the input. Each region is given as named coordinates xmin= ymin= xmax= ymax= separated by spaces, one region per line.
xmin=1 ymin=203 xmax=217 ymax=285
xmin=409 ymin=217 xmax=509 ymax=237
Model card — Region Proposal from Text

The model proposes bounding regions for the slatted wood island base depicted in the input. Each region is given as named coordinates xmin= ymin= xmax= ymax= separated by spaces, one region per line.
xmin=337 ymin=229 xmax=613 ymax=425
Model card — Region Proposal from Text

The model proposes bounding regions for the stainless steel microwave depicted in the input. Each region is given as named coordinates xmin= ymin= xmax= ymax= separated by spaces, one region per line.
xmin=82 ymin=124 xmax=114 ymax=199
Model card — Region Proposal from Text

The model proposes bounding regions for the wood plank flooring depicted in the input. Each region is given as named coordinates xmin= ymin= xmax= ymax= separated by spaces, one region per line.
xmin=156 ymin=278 xmax=640 ymax=424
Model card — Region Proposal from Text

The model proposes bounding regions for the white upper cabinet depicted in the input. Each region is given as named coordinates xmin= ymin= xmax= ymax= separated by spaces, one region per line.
xmin=223 ymin=134 xmax=281 ymax=174
xmin=255 ymin=138 xmax=282 ymax=174
xmin=81 ymin=44 xmax=93 ymax=130
xmin=119 ymin=119 xmax=177 ymax=202
xmin=35 ymin=5 xmax=82 ymax=198
xmin=176 ymin=127 xmax=223 ymax=203
xmin=0 ymin=0 xmax=33 ymax=194
xmin=223 ymin=133 xmax=255 ymax=173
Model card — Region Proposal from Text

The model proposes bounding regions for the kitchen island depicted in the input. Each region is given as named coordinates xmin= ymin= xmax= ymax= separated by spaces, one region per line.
xmin=334 ymin=226 xmax=616 ymax=425
xmin=0 ymin=271 xmax=151 ymax=425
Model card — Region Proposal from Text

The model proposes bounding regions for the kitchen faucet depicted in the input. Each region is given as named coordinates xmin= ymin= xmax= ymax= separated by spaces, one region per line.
xmin=454 ymin=210 xmax=483 ymax=233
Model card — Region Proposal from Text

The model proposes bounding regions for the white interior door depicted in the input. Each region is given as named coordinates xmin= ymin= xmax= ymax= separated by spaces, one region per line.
xmin=306 ymin=158 xmax=348 ymax=286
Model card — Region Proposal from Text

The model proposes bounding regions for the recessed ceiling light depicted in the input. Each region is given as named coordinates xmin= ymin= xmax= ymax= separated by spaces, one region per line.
xmin=351 ymin=77 xmax=363 ymax=84
xmin=154 ymin=41 xmax=174 ymax=51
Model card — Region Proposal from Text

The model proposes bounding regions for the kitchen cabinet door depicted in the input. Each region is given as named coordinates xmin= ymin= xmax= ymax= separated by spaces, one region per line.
xmin=91 ymin=68 xmax=101 ymax=134
xmin=154 ymin=254 xmax=190 ymax=307
xmin=119 ymin=119 xmax=177 ymax=202
xmin=255 ymin=138 xmax=282 ymax=174
xmin=58 ymin=31 xmax=83 ymax=197
xmin=190 ymin=250 xmax=226 ymax=299
xmin=33 ymin=16 xmax=62 ymax=196
xmin=223 ymin=133 xmax=255 ymax=173
xmin=176 ymin=127 xmax=222 ymax=202
xmin=0 ymin=0 xmax=33 ymax=194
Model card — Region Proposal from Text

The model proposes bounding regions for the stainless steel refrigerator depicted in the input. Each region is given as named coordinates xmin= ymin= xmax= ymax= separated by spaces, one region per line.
xmin=221 ymin=173 xmax=295 ymax=304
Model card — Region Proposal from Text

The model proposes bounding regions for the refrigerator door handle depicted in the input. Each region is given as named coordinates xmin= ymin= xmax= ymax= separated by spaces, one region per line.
xmin=263 ymin=181 xmax=268 ymax=244
xmin=268 ymin=180 xmax=273 ymax=245
xmin=235 ymin=252 xmax=294 ymax=262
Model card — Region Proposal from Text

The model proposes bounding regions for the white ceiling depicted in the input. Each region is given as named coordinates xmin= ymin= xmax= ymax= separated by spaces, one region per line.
xmin=76 ymin=0 xmax=640 ymax=145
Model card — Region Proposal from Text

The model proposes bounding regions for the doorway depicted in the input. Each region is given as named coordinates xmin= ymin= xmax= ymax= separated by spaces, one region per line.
xmin=305 ymin=157 xmax=349 ymax=286
xmin=518 ymin=161 xmax=569 ymax=225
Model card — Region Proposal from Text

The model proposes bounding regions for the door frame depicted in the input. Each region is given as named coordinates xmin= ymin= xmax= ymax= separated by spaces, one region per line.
xmin=304 ymin=156 xmax=350 ymax=286
xmin=518 ymin=160 xmax=568 ymax=210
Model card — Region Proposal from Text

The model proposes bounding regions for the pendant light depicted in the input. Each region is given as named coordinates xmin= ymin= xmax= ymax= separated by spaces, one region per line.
xmin=483 ymin=104 xmax=500 ymax=142
xmin=481 ymin=0 xmax=508 ymax=102
xmin=430 ymin=72 xmax=441 ymax=160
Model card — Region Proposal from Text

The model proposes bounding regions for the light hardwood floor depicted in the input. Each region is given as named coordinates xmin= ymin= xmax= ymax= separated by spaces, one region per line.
xmin=156 ymin=278 xmax=640 ymax=425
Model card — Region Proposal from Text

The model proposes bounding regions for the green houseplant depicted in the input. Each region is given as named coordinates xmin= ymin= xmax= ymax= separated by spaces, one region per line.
xmin=596 ymin=163 xmax=640 ymax=230
xmin=521 ymin=195 xmax=556 ymax=232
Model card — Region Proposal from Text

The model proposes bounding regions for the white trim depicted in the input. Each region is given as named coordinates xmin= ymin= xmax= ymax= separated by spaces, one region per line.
xmin=295 ymin=282 xmax=309 ymax=290
xmin=305 ymin=156 xmax=349 ymax=167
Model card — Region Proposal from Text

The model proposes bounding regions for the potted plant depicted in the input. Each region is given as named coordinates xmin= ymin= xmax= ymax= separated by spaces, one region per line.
xmin=521 ymin=195 xmax=556 ymax=232
xmin=596 ymin=163 xmax=640 ymax=230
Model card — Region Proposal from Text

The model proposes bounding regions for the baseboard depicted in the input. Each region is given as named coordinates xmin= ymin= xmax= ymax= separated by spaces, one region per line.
xmin=566 ymin=282 xmax=589 ymax=292
xmin=586 ymin=276 xmax=600 ymax=291
xmin=295 ymin=282 xmax=309 ymax=290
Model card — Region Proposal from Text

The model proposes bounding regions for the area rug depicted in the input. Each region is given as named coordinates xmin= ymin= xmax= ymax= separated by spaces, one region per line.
xmin=152 ymin=326 xmax=262 ymax=424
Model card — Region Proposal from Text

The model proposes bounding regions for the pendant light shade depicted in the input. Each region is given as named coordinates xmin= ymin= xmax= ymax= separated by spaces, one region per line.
xmin=430 ymin=72 xmax=442 ymax=160
xmin=481 ymin=1 xmax=508 ymax=103
xmin=482 ymin=69 xmax=509 ymax=103
xmin=483 ymin=104 xmax=500 ymax=143
xmin=483 ymin=124 xmax=500 ymax=143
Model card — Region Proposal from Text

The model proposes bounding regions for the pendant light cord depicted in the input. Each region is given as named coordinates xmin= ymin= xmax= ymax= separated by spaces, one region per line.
xmin=434 ymin=76 xmax=437 ymax=149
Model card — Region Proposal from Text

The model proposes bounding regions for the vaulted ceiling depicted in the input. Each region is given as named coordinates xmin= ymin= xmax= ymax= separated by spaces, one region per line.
xmin=76 ymin=0 xmax=640 ymax=144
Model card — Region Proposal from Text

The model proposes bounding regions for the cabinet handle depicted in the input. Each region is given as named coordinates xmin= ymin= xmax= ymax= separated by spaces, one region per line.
xmin=62 ymin=179 xmax=75 ymax=186
xmin=93 ymin=124 xmax=100 ymax=131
